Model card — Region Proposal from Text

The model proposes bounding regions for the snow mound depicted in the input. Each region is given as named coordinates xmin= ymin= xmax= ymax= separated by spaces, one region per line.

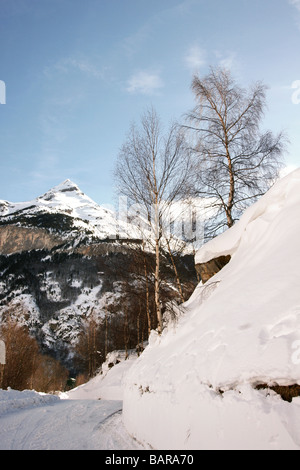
xmin=123 ymin=168 xmax=300 ymax=450
xmin=65 ymin=350 xmax=138 ymax=401
xmin=0 ymin=388 xmax=60 ymax=416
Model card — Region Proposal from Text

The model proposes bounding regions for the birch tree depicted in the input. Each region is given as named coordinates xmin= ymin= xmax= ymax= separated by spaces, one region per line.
xmin=184 ymin=67 xmax=286 ymax=238
xmin=115 ymin=107 xmax=191 ymax=333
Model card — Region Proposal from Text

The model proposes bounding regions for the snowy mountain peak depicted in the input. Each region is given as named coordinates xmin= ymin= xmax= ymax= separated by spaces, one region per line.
xmin=39 ymin=179 xmax=85 ymax=201
xmin=0 ymin=179 xmax=142 ymax=241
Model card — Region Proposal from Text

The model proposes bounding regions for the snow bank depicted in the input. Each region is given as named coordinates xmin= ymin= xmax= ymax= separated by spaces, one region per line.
xmin=124 ymin=381 xmax=300 ymax=450
xmin=65 ymin=350 xmax=138 ymax=401
xmin=123 ymin=168 xmax=300 ymax=450
xmin=0 ymin=388 xmax=60 ymax=416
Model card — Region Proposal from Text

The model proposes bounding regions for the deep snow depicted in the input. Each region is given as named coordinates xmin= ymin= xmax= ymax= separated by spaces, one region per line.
xmin=0 ymin=353 xmax=144 ymax=450
xmin=2 ymin=170 xmax=300 ymax=450
xmin=64 ymin=351 xmax=138 ymax=401
xmin=0 ymin=392 xmax=135 ymax=450
xmin=122 ymin=168 xmax=300 ymax=450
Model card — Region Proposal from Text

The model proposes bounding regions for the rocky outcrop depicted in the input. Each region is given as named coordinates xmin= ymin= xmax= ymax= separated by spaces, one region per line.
xmin=0 ymin=225 xmax=63 ymax=255
xmin=195 ymin=255 xmax=231 ymax=283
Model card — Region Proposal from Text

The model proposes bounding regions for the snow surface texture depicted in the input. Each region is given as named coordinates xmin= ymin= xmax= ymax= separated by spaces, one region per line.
xmin=123 ymin=168 xmax=300 ymax=450
xmin=0 ymin=392 xmax=138 ymax=450
xmin=0 ymin=354 xmax=145 ymax=450
xmin=0 ymin=388 xmax=59 ymax=416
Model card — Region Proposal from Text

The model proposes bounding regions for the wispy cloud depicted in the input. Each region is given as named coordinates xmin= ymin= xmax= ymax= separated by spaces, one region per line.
xmin=122 ymin=0 xmax=198 ymax=58
xmin=126 ymin=71 xmax=164 ymax=95
xmin=44 ymin=57 xmax=106 ymax=80
xmin=122 ymin=23 xmax=153 ymax=58
xmin=289 ymin=0 xmax=300 ymax=11
xmin=184 ymin=45 xmax=206 ymax=72
xmin=41 ymin=55 xmax=105 ymax=133
xmin=288 ymin=0 xmax=300 ymax=29
xmin=65 ymin=58 xmax=105 ymax=79
xmin=184 ymin=45 xmax=239 ymax=76
xmin=215 ymin=51 xmax=238 ymax=71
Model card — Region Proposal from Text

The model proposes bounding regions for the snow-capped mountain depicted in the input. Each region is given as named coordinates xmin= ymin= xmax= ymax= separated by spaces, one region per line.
xmin=0 ymin=179 xmax=213 ymax=256
xmin=0 ymin=179 xmax=141 ymax=243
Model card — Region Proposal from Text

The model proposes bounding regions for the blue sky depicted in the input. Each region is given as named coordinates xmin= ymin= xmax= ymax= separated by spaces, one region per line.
xmin=1 ymin=0 xmax=300 ymax=206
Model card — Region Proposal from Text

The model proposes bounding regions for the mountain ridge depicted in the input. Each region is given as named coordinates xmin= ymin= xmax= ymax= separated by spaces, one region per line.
xmin=0 ymin=179 xmax=142 ymax=243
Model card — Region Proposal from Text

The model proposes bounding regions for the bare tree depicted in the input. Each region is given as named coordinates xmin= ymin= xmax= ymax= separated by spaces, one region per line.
xmin=31 ymin=354 xmax=69 ymax=393
xmin=115 ymin=107 xmax=191 ymax=333
xmin=75 ymin=311 xmax=104 ymax=378
xmin=0 ymin=319 xmax=69 ymax=392
xmin=184 ymin=66 xmax=286 ymax=238
xmin=0 ymin=319 xmax=39 ymax=390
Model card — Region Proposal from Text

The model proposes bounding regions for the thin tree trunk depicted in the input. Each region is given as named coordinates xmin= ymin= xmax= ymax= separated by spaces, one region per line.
xmin=137 ymin=302 xmax=141 ymax=356
xmin=105 ymin=308 xmax=108 ymax=360
xmin=155 ymin=236 xmax=163 ymax=334
xmin=151 ymin=146 xmax=163 ymax=334
xmin=142 ymin=242 xmax=151 ymax=336
xmin=226 ymin=156 xmax=235 ymax=228
xmin=124 ymin=307 xmax=129 ymax=359
xmin=166 ymin=239 xmax=185 ymax=303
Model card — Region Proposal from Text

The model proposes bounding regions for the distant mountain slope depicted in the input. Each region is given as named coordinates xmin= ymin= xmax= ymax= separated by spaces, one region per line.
xmin=0 ymin=180 xmax=198 ymax=374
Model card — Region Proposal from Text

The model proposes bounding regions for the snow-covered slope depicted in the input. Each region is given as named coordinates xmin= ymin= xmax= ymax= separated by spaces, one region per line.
xmin=123 ymin=168 xmax=300 ymax=450
xmin=65 ymin=350 xmax=138 ymax=401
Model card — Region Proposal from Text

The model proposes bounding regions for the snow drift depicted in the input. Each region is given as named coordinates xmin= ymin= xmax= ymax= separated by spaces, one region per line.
xmin=65 ymin=350 xmax=138 ymax=401
xmin=123 ymin=168 xmax=300 ymax=450
xmin=0 ymin=388 xmax=60 ymax=416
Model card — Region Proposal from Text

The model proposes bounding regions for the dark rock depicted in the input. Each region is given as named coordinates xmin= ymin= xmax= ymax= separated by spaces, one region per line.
xmin=195 ymin=255 xmax=231 ymax=283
